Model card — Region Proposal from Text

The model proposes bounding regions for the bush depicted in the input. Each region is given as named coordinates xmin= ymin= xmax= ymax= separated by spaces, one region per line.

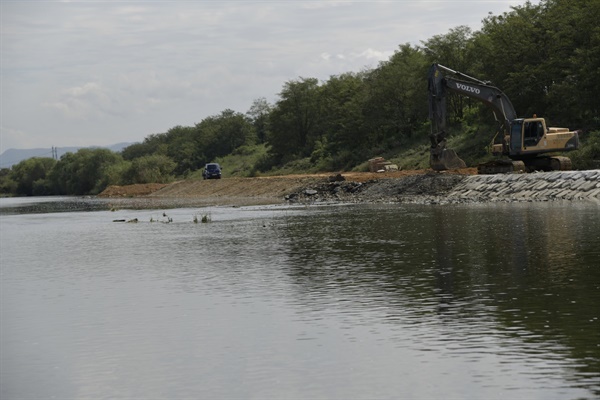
xmin=570 ymin=130 xmax=600 ymax=170
xmin=123 ymin=154 xmax=176 ymax=184
xmin=10 ymin=157 xmax=56 ymax=196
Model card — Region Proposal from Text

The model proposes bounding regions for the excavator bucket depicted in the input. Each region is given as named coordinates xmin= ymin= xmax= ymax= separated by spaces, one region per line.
xmin=430 ymin=148 xmax=467 ymax=171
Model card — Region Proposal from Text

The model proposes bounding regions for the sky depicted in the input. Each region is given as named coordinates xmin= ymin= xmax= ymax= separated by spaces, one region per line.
xmin=1 ymin=0 xmax=532 ymax=154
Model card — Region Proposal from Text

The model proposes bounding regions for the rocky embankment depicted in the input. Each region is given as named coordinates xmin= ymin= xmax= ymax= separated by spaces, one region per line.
xmin=286 ymin=170 xmax=600 ymax=205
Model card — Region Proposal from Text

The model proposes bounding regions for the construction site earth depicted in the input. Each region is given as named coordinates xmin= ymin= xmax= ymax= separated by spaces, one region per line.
xmin=99 ymin=167 xmax=600 ymax=207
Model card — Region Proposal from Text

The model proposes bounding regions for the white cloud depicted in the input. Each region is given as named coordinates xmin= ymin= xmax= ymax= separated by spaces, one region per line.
xmin=1 ymin=0 xmax=536 ymax=152
xmin=43 ymin=82 xmax=116 ymax=119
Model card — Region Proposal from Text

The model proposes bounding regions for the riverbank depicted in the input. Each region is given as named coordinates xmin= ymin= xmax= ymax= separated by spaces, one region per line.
xmin=98 ymin=169 xmax=600 ymax=206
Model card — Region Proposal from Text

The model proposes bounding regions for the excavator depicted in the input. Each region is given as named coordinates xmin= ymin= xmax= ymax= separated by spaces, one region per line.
xmin=428 ymin=63 xmax=580 ymax=174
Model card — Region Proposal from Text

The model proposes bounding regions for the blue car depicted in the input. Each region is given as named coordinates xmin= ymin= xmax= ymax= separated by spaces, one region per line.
xmin=202 ymin=163 xmax=222 ymax=179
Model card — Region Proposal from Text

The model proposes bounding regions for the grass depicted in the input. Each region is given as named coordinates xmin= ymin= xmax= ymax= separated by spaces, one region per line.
xmin=215 ymin=144 xmax=269 ymax=177
xmin=193 ymin=213 xmax=211 ymax=223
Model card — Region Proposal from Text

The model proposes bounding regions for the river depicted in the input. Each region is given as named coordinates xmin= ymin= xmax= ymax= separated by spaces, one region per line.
xmin=1 ymin=197 xmax=599 ymax=399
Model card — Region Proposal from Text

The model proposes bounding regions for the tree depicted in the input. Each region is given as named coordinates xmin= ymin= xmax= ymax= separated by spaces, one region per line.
xmin=164 ymin=125 xmax=198 ymax=176
xmin=475 ymin=2 xmax=558 ymax=118
xmin=541 ymin=0 xmax=600 ymax=128
xmin=268 ymin=77 xmax=323 ymax=163
xmin=0 ymin=168 xmax=17 ymax=195
xmin=362 ymin=44 xmax=429 ymax=150
xmin=122 ymin=134 xmax=168 ymax=160
xmin=421 ymin=27 xmax=476 ymax=121
xmin=9 ymin=157 xmax=56 ymax=196
xmin=473 ymin=0 xmax=600 ymax=130
xmin=246 ymin=97 xmax=272 ymax=144
xmin=196 ymin=109 xmax=256 ymax=164
xmin=421 ymin=25 xmax=474 ymax=72
xmin=123 ymin=154 xmax=176 ymax=184
xmin=49 ymin=148 xmax=123 ymax=195
xmin=318 ymin=72 xmax=368 ymax=168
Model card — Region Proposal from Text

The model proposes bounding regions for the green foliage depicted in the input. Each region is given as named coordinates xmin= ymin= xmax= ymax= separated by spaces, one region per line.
xmin=422 ymin=26 xmax=475 ymax=71
xmin=246 ymin=97 xmax=272 ymax=144
xmin=569 ymin=130 xmax=600 ymax=170
xmin=268 ymin=77 xmax=322 ymax=163
xmin=0 ymin=168 xmax=17 ymax=195
xmin=473 ymin=0 xmax=600 ymax=128
xmin=49 ymin=148 xmax=123 ymax=195
xmin=162 ymin=125 xmax=199 ymax=176
xmin=271 ymin=157 xmax=315 ymax=175
xmin=422 ymin=27 xmax=476 ymax=122
xmin=97 ymin=161 xmax=131 ymax=189
xmin=10 ymin=157 xmax=56 ymax=196
xmin=363 ymin=44 xmax=429 ymax=148
xmin=391 ymin=143 xmax=431 ymax=170
xmin=211 ymin=144 xmax=269 ymax=178
xmin=123 ymin=154 xmax=176 ymax=184
xmin=196 ymin=109 xmax=256 ymax=163
xmin=121 ymin=142 xmax=154 ymax=160
xmin=317 ymin=72 xmax=367 ymax=164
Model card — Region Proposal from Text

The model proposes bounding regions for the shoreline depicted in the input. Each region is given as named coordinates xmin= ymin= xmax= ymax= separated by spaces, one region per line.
xmin=98 ymin=169 xmax=600 ymax=207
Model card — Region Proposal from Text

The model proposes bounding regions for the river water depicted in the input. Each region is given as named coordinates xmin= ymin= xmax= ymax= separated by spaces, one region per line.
xmin=1 ymin=197 xmax=599 ymax=399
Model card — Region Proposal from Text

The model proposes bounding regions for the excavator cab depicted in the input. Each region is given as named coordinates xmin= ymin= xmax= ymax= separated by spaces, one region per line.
xmin=507 ymin=117 xmax=579 ymax=170
xmin=510 ymin=118 xmax=545 ymax=153
xmin=509 ymin=117 xmax=579 ymax=156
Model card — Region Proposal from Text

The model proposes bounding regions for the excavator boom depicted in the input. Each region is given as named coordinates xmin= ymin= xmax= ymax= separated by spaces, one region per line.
xmin=428 ymin=63 xmax=518 ymax=170
xmin=427 ymin=63 xmax=578 ymax=173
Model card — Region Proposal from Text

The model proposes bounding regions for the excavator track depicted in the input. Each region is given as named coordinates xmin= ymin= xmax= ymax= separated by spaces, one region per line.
xmin=477 ymin=160 xmax=525 ymax=175
xmin=523 ymin=156 xmax=573 ymax=172
xmin=477 ymin=156 xmax=573 ymax=174
xmin=550 ymin=156 xmax=572 ymax=171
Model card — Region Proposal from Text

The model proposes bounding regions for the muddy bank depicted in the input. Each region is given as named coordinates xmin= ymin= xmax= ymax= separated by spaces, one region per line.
xmin=100 ymin=170 xmax=468 ymax=206
xmin=99 ymin=169 xmax=600 ymax=206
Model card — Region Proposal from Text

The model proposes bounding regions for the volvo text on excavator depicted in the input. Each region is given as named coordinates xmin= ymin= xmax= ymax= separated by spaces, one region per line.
xmin=428 ymin=63 xmax=580 ymax=174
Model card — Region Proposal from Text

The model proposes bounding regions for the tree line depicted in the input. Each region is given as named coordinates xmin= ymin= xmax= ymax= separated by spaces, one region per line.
xmin=2 ymin=0 xmax=599 ymax=196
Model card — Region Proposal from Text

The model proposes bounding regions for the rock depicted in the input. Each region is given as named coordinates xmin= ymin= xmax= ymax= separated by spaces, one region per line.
xmin=328 ymin=174 xmax=345 ymax=182
xmin=349 ymin=183 xmax=363 ymax=193
xmin=304 ymin=189 xmax=318 ymax=196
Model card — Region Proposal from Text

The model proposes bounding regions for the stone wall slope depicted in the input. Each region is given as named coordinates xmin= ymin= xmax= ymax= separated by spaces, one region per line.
xmin=288 ymin=170 xmax=600 ymax=205
xmin=446 ymin=170 xmax=600 ymax=203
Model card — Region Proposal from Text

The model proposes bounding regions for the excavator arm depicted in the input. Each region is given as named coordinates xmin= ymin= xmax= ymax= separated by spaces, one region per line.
xmin=427 ymin=63 xmax=518 ymax=170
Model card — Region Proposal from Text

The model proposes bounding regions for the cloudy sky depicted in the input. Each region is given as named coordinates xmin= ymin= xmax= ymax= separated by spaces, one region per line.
xmin=1 ymin=0 xmax=532 ymax=154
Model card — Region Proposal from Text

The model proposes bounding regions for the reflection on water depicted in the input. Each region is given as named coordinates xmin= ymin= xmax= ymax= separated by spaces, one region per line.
xmin=1 ymin=199 xmax=599 ymax=399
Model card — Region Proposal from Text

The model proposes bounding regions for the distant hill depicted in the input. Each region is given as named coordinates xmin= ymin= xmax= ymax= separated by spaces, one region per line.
xmin=0 ymin=142 xmax=135 ymax=169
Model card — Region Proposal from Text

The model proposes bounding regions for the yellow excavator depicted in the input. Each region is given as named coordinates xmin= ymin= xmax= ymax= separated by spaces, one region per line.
xmin=428 ymin=63 xmax=580 ymax=174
